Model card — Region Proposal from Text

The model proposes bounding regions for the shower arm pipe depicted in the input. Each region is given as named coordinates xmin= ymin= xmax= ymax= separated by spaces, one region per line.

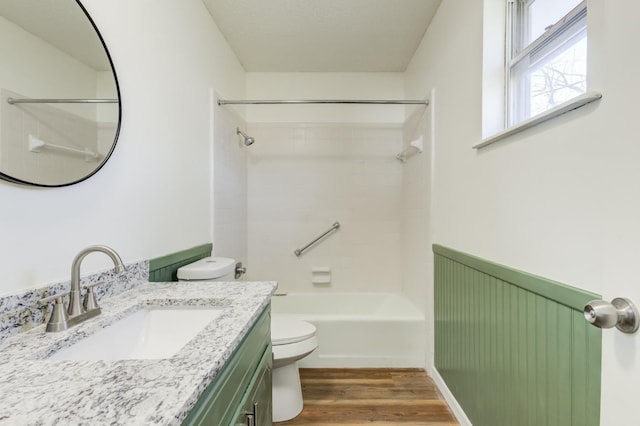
xmin=218 ymin=99 xmax=429 ymax=106
xmin=294 ymin=222 xmax=341 ymax=257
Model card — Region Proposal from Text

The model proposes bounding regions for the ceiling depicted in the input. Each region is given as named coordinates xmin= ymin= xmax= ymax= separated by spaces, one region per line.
xmin=1 ymin=1 xmax=441 ymax=73
xmin=202 ymin=0 xmax=442 ymax=72
xmin=0 ymin=0 xmax=110 ymax=71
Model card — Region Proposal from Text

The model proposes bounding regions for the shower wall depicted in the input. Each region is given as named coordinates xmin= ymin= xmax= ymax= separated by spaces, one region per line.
xmin=400 ymin=104 xmax=432 ymax=316
xmin=244 ymin=72 xmax=431 ymax=300
xmin=244 ymin=72 xmax=407 ymax=293
xmin=246 ymin=123 xmax=403 ymax=293
xmin=212 ymin=93 xmax=249 ymax=264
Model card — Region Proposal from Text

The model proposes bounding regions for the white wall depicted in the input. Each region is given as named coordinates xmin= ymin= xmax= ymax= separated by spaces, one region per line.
xmin=0 ymin=0 xmax=245 ymax=294
xmin=405 ymin=1 xmax=640 ymax=423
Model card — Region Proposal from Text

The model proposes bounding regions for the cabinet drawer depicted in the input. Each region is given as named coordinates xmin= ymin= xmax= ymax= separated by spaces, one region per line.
xmin=183 ymin=305 xmax=271 ymax=426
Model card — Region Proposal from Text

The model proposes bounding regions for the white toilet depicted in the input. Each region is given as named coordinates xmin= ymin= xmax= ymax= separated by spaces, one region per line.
xmin=177 ymin=257 xmax=318 ymax=422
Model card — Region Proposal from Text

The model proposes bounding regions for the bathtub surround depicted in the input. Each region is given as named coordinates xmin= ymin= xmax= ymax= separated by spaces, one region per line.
xmin=212 ymin=93 xmax=249 ymax=262
xmin=243 ymin=73 xmax=430 ymax=373
xmin=244 ymin=74 xmax=406 ymax=293
xmin=401 ymin=96 xmax=433 ymax=317
xmin=0 ymin=259 xmax=148 ymax=342
xmin=247 ymin=123 xmax=404 ymax=292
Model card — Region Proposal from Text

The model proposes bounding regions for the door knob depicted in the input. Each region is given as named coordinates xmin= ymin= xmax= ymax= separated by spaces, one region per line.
xmin=584 ymin=298 xmax=639 ymax=334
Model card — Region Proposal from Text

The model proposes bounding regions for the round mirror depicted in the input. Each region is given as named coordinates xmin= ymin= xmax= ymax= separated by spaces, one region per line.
xmin=0 ymin=0 xmax=120 ymax=187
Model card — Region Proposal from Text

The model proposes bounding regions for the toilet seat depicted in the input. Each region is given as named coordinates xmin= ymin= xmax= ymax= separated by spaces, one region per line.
xmin=272 ymin=317 xmax=316 ymax=345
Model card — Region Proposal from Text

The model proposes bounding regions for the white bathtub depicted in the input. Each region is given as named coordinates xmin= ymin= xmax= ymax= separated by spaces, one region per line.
xmin=271 ymin=292 xmax=426 ymax=368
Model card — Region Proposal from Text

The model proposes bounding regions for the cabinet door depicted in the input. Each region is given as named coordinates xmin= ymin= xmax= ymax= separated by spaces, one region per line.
xmin=182 ymin=307 xmax=270 ymax=426
xmin=232 ymin=345 xmax=273 ymax=426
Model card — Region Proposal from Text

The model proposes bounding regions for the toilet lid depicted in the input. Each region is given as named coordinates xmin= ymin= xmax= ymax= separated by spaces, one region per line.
xmin=271 ymin=317 xmax=316 ymax=345
xmin=177 ymin=257 xmax=235 ymax=280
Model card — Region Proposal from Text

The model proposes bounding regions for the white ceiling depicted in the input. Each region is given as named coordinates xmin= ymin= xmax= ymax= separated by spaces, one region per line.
xmin=202 ymin=0 xmax=442 ymax=72
xmin=0 ymin=0 xmax=110 ymax=71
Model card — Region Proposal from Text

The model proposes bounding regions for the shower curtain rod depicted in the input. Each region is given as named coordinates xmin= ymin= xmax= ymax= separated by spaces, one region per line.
xmin=218 ymin=99 xmax=429 ymax=106
xmin=7 ymin=97 xmax=117 ymax=104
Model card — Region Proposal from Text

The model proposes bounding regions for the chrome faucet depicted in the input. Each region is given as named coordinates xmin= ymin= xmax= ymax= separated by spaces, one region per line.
xmin=42 ymin=245 xmax=125 ymax=332
xmin=68 ymin=245 xmax=125 ymax=317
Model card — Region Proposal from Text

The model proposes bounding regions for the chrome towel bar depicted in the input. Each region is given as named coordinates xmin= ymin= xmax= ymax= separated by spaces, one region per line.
xmin=294 ymin=222 xmax=340 ymax=257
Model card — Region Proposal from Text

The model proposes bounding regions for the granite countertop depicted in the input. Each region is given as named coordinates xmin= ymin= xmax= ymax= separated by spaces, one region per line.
xmin=0 ymin=281 xmax=277 ymax=425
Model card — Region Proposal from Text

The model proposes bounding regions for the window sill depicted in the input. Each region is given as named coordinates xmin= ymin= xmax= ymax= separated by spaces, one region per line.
xmin=474 ymin=91 xmax=602 ymax=149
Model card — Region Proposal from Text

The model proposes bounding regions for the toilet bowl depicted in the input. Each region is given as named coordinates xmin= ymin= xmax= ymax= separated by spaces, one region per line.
xmin=177 ymin=257 xmax=318 ymax=422
xmin=271 ymin=316 xmax=318 ymax=422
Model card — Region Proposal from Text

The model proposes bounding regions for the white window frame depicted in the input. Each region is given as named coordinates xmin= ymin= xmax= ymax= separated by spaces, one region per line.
xmin=506 ymin=0 xmax=588 ymax=127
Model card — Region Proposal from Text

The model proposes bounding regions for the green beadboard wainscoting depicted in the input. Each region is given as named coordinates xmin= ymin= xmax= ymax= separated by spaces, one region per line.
xmin=433 ymin=245 xmax=601 ymax=426
xmin=149 ymin=243 xmax=212 ymax=282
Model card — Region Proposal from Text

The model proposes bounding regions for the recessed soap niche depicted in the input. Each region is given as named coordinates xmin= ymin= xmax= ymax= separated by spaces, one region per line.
xmin=312 ymin=267 xmax=331 ymax=285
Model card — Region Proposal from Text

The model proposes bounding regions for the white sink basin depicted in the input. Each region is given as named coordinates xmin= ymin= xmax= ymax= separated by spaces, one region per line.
xmin=48 ymin=306 xmax=224 ymax=361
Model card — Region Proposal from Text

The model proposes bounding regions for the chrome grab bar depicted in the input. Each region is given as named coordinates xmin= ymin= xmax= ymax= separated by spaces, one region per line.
xmin=294 ymin=222 xmax=340 ymax=257
xmin=218 ymin=99 xmax=429 ymax=106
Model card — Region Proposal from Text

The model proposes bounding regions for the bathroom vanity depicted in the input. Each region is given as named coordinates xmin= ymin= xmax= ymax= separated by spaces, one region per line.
xmin=183 ymin=306 xmax=272 ymax=425
xmin=0 ymin=280 xmax=276 ymax=425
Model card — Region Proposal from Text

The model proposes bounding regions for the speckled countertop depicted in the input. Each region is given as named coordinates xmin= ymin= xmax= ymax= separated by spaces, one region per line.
xmin=0 ymin=281 xmax=277 ymax=425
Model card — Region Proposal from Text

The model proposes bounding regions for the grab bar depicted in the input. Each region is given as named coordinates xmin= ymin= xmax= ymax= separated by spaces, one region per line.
xmin=294 ymin=222 xmax=340 ymax=257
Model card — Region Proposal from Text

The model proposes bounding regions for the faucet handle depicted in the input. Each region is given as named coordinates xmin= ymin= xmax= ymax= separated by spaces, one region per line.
xmin=39 ymin=292 xmax=69 ymax=306
xmin=82 ymin=283 xmax=101 ymax=312
xmin=39 ymin=293 xmax=70 ymax=332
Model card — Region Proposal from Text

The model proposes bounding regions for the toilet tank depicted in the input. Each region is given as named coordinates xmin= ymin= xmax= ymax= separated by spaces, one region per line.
xmin=177 ymin=257 xmax=236 ymax=281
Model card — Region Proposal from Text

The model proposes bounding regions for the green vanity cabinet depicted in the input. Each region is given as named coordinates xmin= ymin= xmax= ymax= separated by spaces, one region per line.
xmin=231 ymin=346 xmax=273 ymax=426
xmin=182 ymin=305 xmax=272 ymax=426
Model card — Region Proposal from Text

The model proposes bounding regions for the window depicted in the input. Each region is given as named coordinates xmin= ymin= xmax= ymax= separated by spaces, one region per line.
xmin=507 ymin=0 xmax=587 ymax=126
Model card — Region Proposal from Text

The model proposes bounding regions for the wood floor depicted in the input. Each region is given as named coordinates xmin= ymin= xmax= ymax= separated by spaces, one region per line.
xmin=274 ymin=368 xmax=459 ymax=426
